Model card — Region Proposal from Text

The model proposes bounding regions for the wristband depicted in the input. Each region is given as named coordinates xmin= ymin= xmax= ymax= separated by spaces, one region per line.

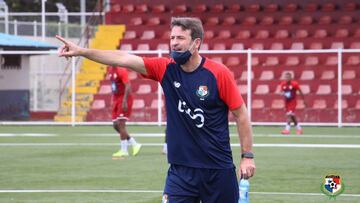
xmin=241 ymin=152 xmax=254 ymax=159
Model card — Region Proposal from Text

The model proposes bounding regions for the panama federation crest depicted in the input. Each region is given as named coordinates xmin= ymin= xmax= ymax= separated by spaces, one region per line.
xmin=196 ymin=85 xmax=209 ymax=100
xmin=321 ymin=174 xmax=345 ymax=199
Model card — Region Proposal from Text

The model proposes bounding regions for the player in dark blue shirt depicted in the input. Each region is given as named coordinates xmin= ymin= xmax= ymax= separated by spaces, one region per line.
xmin=56 ymin=17 xmax=255 ymax=203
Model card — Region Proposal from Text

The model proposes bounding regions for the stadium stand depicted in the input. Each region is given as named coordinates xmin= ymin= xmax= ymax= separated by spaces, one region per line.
xmin=82 ymin=0 xmax=360 ymax=123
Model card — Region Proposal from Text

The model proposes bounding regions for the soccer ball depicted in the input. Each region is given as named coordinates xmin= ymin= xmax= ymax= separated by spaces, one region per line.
xmin=328 ymin=180 xmax=337 ymax=189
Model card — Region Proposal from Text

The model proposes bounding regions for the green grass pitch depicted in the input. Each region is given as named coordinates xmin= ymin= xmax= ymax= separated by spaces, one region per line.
xmin=0 ymin=125 xmax=359 ymax=202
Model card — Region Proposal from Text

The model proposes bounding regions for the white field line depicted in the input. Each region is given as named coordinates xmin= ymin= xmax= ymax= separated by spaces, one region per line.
xmin=1 ymin=133 xmax=360 ymax=139
xmin=0 ymin=189 xmax=359 ymax=197
xmin=1 ymin=143 xmax=360 ymax=148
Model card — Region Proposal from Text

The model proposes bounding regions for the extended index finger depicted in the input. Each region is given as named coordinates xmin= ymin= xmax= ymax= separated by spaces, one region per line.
xmin=55 ymin=35 xmax=68 ymax=44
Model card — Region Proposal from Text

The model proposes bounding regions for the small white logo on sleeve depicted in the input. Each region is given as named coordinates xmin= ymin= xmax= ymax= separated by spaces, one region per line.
xmin=174 ymin=81 xmax=181 ymax=88
xmin=178 ymin=100 xmax=205 ymax=128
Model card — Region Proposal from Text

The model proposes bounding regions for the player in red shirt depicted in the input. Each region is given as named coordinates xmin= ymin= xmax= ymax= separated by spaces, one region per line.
xmin=108 ymin=67 xmax=141 ymax=158
xmin=280 ymin=72 xmax=306 ymax=135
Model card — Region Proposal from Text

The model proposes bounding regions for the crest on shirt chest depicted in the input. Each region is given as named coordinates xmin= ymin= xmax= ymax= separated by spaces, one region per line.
xmin=196 ymin=85 xmax=209 ymax=100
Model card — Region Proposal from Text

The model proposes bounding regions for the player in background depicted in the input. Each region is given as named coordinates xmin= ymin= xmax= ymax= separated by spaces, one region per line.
xmin=56 ymin=17 xmax=255 ymax=202
xmin=108 ymin=67 xmax=141 ymax=158
xmin=280 ymin=72 xmax=306 ymax=135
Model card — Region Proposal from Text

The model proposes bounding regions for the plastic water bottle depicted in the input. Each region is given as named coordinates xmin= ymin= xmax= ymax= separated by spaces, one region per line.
xmin=239 ymin=178 xmax=250 ymax=203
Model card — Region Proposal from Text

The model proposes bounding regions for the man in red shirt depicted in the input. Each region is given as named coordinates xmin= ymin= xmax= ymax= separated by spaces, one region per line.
xmin=280 ymin=72 xmax=306 ymax=135
xmin=108 ymin=67 xmax=141 ymax=158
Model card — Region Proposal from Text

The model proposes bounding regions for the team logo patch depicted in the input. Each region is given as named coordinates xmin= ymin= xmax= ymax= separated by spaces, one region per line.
xmin=321 ymin=174 xmax=345 ymax=199
xmin=196 ymin=85 xmax=209 ymax=100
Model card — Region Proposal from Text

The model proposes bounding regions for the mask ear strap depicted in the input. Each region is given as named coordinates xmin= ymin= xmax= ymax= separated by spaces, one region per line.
xmin=189 ymin=39 xmax=200 ymax=53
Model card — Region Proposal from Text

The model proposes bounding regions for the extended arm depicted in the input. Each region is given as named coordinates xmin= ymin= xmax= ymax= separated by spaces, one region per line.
xmin=231 ymin=104 xmax=256 ymax=179
xmin=56 ymin=35 xmax=147 ymax=74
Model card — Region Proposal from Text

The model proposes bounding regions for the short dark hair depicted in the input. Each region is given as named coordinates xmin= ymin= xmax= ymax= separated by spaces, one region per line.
xmin=171 ymin=17 xmax=204 ymax=41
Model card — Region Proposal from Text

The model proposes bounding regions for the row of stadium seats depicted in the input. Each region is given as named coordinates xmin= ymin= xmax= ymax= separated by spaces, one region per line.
xmin=109 ymin=2 xmax=359 ymax=14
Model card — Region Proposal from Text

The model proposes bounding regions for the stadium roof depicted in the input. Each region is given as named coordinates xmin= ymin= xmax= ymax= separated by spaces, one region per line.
xmin=0 ymin=33 xmax=57 ymax=50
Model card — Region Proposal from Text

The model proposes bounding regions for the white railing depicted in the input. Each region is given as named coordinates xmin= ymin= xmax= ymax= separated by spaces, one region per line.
xmin=0 ymin=49 xmax=359 ymax=127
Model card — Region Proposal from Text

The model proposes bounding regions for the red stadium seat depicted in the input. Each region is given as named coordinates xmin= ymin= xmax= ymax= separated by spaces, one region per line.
xmin=173 ymin=4 xmax=187 ymax=13
xmin=200 ymin=43 xmax=209 ymax=50
xmin=321 ymin=3 xmax=336 ymax=12
xmin=133 ymin=99 xmax=145 ymax=109
xmin=259 ymin=70 xmax=275 ymax=80
xmin=304 ymin=3 xmax=318 ymax=12
xmin=217 ymin=30 xmax=232 ymax=39
xmin=296 ymin=99 xmax=306 ymax=109
xmin=338 ymin=16 xmax=353 ymax=24
xmin=231 ymin=43 xmax=244 ymax=50
xmin=331 ymin=42 xmax=344 ymax=49
xmin=193 ymin=4 xmax=207 ymax=13
xmin=294 ymin=29 xmax=309 ymax=38
xmin=128 ymin=71 xmax=138 ymax=80
xmin=204 ymin=30 xmax=215 ymax=39
xmin=140 ymin=30 xmax=155 ymax=40
xmin=226 ymin=56 xmax=241 ymax=67
xmin=334 ymin=100 xmax=348 ymax=109
xmin=274 ymin=30 xmax=289 ymax=39
xmin=120 ymin=44 xmax=132 ymax=51
xmin=345 ymin=56 xmax=360 ymax=65
xmin=156 ymin=43 xmax=169 ymax=51
xmin=137 ymin=44 xmax=150 ymax=50
xmin=130 ymin=17 xmax=143 ymax=25
xmin=318 ymin=16 xmax=332 ymax=25
xmin=252 ymin=99 xmax=265 ymax=109
xmin=136 ymin=84 xmax=152 ymax=94
xmin=150 ymin=99 xmax=164 ymax=109
xmin=135 ymin=4 xmax=148 ymax=13
xmin=270 ymin=42 xmax=284 ymax=50
xmin=309 ymin=42 xmax=323 ymax=49
xmin=325 ymin=56 xmax=338 ymax=66
xmin=238 ymin=85 xmax=248 ymax=95
xmin=122 ymin=4 xmax=135 ymax=13
xmin=255 ymin=30 xmax=270 ymax=39
xmin=300 ymin=70 xmax=315 ymax=80
xmin=285 ymin=56 xmax=300 ymax=66
xmin=343 ymin=2 xmax=358 ymax=11
xmin=335 ymin=29 xmax=350 ymax=38
xmin=251 ymin=43 xmax=264 ymax=50
xmin=124 ymin=31 xmax=136 ymax=39
xmin=240 ymin=71 xmax=254 ymax=81
xmin=291 ymin=42 xmax=304 ymax=50
xmin=213 ymin=43 xmax=226 ymax=50
xmin=251 ymin=57 xmax=260 ymax=66
xmin=147 ymin=17 xmax=161 ymax=26
xmin=355 ymin=100 xmax=360 ymax=109
xmin=263 ymin=57 xmax=279 ymax=66
xmin=341 ymin=85 xmax=353 ymax=95
xmin=99 ymin=85 xmax=111 ymax=94
xmin=152 ymin=4 xmax=166 ymax=13
xmin=299 ymin=85 xmax=311 ymax=94
xmin=228 ymin=4 xmax=242 ymax=12
xmin=210 ymin=4 xmax=225 ymax=12
xmin=260 ymin=16 xmax=275 ymax=25
xmin=222 ymin=16 xmax=237 ymax=25
xmin=304 ymin=56 xmax=319 ymax=66
xmin=314 ymin=29 xmax=328 ymax=38
xmin=205 ymin=17 xmax=220 ymax=26
xmin=316 ymin=85 xmax=331 ymax=95
xmin=343 ymin=70 xmax=356 ymax=80
xmin=350 ymin=42 xmax=360 ymax=49
xmin=236 ymin=30 xmax=251 ymax=39
xmin=320 ymin=70 xmax=335 ymax=80
xmin=111 ymin=3 xmax=121 ymax=13
xmin=271 ymin=99 xmax=284 ymax=109
xmin=313 ymin=99 xmax=327 ymax=109
xmin=352 ymin=28 xmax=360 ymax=37
xmin=283 ymin=3 xmax=298 ymax=12
xmin=264 ymin=4 xmax=279 ymax=12
xmin=211 ymin=57 xmax=223 ymax=64
xmin=246 ymin=4 xmax=261 ymax=12
xmin=279 ymin=16 xmax=294 ymax=25
xmin=299 ymin=16 xmax=314 ymax=25
xmin=243 ymin=16 xmax=257 ymax=26
xmin=91 ymin=100 xmax=105 ymax=110
xmin=254 ymin=84 xmax=270 ymax=94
